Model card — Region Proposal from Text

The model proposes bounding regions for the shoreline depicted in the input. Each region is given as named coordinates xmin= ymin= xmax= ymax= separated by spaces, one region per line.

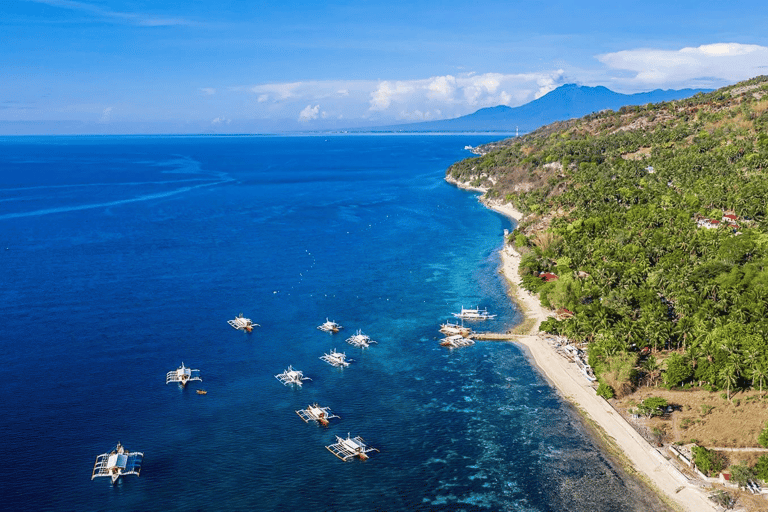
xmin=448 ymin=176 xmax=717 ymax=512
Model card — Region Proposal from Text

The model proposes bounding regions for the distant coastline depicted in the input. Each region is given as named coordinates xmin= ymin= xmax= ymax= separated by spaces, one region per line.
xmin=445 ymin=174 xmax=719 ymax=512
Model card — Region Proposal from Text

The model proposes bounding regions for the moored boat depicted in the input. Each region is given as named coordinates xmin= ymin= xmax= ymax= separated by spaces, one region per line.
xmin=317 ymin=318 xmax=342 ymax=333
xmin=346 ymin=329 xmax=377 ymax=348
xmin=452 ymin=306 xmax=496 ymax=321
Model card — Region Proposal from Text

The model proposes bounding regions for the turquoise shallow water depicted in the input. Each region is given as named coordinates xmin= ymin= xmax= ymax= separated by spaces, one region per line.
xmin=0 ymin=135 xmax=669 ymax=511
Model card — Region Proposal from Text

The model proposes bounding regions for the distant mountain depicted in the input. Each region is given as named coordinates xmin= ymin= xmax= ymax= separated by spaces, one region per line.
xmin=367 ymin=84 xmax=710 ymax=133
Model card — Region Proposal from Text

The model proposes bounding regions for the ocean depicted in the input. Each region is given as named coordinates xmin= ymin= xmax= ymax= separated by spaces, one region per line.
xmin=0 ymin=135 xmax=669 ymax=511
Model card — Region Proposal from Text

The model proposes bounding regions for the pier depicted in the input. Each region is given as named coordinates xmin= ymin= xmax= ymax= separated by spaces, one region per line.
xmin=470 ymin=332 xmax=522 ymax=341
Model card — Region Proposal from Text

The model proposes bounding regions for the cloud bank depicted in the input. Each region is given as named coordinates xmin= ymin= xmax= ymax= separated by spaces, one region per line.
xmin=598 ymin=43 xmax=768 ymax=89
xmin=237 ymin=41 xmax=768 ymax=128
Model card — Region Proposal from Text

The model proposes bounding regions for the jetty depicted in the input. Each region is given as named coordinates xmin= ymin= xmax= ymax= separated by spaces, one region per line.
xmin=470 ymin=332 xmax=520 ymax=341
xmin=91 ymin=442 xmax=143 ymax=484
xmin=326 ymin=433 xmax=378 ymax=461
xmin=296 ymin=403 xmax=339 ymax=426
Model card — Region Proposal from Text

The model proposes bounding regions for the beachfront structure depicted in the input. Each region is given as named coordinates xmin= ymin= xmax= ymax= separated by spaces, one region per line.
xmin=440 ymin=334 xmax=475 ymax=348
xmin=275 ymin=365 xmax=311 ymax=386
xmin=346 ymin=329 xmax=377 ymax=348
xmin=165 ymin=362 xmax=202 ymax=387
xmin=91 ymin=442 xmax=144 ymax=484
xmin=439 ymin=321 xmax=472 ymax=337
xmin=320 ymin=348 xmax=352 ymax=367
xmin=296 ymin=403 xmax=339 ymax=426
xmin=326 ymin=433 xmax=378 ymax=461
xmin=317 ymin=318 xmax=342 ymax=333
xmin=452 ymin=306 xmax=496 ymax=320
xmin=228 ymin=314 xmax=258 ymax=332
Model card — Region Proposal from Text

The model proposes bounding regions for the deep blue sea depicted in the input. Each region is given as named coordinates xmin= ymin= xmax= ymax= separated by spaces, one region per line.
xmin=0 ymin=135 xmax=669 ymax=511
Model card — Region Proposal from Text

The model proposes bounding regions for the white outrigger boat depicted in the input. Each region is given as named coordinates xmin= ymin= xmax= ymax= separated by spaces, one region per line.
xmin=326 ymin=433 xmax=379 ymax=461
xmin=317 ymin=318 xmax=342 ymax=333
xmin=91 ymin=442 xmax=143 ymax=484
xmin=275 ymin=365 xmax=311 ymax=386
xmin=296 ymin=403 xmax=340 ymax=426
xmin=166 ymin=362 xmax=202 ymax=387
xmin=228 ymin=313 xmax=259 ymax=332
xmin=452 ymin=306 xmax=496 ymax=321
xmin=439 ymin=321 xmax=472 ymax=337
xmin=346 ymin=329 xmax=377 ymax=348
xmin=440 ymin=334 xmax=475 ymax=348
xmin=320 ymin=348 xmax=352 ymax=367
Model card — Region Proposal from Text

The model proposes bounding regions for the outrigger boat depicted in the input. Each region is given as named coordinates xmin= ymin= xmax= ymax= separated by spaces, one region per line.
xmin=440 ymin=321 xmax=472 ymax=337
xmin=275 ymin=365 xmax=311 ymax=387
xmin=320 ymin=348 xmax=352 ymax=367
xmin=440 ymin=334 xmax=475 ymax=348
xmin=317 ymin=318 xmax=342 ymax=333
xmin=296 ymin=403 xmax=339 ymax=426
xmin=166 ymin=362 xmax=202 ymax=387
xmin=228 ymin=313 xmax=258 ymax=332
xmin=91 ymin=442 xmax=143 ymax=484
xmin=326 ymin=433 xmax=379 ymax=461
xmin=346 ymin=329 xmax=377 ymax=348
xmin=452 ymin=306 xmax=496 ymax=321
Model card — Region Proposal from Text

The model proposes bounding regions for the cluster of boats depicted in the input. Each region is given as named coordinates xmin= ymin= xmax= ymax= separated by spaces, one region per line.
xmin=92 ymin=313 xmax=262 ymax=483
xmin=93 ymin=306 xmax=495 ymax=481
xmin=276 ymin=317 xmax=379 ymax=461
xmin=439 ymin=306 xmax=496 ymax=348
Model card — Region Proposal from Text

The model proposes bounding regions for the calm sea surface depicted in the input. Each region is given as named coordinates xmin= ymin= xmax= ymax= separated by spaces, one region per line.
xmin=0 ymin=135 xmax=669 ymax=511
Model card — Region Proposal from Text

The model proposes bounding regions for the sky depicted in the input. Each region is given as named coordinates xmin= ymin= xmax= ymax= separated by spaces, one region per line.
xmin=3 ymin=0 xmax=768 ymax=134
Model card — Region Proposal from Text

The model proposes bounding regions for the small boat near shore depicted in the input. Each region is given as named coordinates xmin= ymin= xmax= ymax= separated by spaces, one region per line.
xmin=440 ymin=321 xmax=472 ymax=337
xmin=320 ymin=348 xmax=352 ymax=367
xmin=275 ymin=365 xmax=311 ymax=387
xmin=326 ymin=433 xmax=378 ymax=461
xmin=91 ymin=442 xmax=143 ymax=484
xmin=452 ymin=306 xmax=496 ymax=321
xmin=317 ymin=318 xmax=342 ymax=333
xmin=196 ymin=389 xmax=207 ymax=395
xmin=440 ymin=334 xmax=475 ymax=349
xmin=228 ymin=314 xmax=259 ymax=332
xmin=296 ymin=403 xmax=339 ymax=426
xmin=166 ymin=362 xmax=202 ymax=387
xmin=346 ymin=329 xmax=377 ymax=348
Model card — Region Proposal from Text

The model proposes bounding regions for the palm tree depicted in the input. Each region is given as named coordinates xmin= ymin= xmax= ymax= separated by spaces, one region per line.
xmin=719 ymin=362 xmax=740 ymax=401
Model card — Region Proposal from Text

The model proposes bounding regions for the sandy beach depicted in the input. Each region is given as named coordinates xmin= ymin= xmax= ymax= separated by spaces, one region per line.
xmin=449 ymin=178 xmax=718 ymax=512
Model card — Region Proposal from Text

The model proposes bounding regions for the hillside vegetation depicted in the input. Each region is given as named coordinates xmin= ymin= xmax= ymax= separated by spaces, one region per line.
xmin=448 ymin=76 xmax=768 ymax=409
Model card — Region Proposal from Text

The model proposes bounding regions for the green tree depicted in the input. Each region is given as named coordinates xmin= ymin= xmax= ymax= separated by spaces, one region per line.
xmin=664 ymin=353 xmax=693 ymax=388
xmin=638 ymin=396 xmax=669 ymax=418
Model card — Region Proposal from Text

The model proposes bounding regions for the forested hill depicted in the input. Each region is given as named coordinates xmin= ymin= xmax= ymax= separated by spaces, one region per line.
xmin=370 ymin=84 xmax=707 ymax=133
xmin=448 ymin=76 xmax=768 ymax=400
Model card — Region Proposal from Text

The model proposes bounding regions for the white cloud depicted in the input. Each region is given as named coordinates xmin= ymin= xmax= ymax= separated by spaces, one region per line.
xmin=212 ymin=117 xmax=231 ymax=125
xmin=251 ymin=82 xmax=303 ymax=101
xmin=99 ymin=106 xmax=112 ymax=123
xmin=200 ymin=88 xmax=216 ymax=96
xmin=369 ymin=81 xmax=416 ymax=111
xmin=26 ymin=0 xmax=197 ymax=26
xmin=298 ymin=104 xmax=321 ymax=122
xmin=426 ymin=75 xmax=456 ymax=101
xmin=597 ymin=43 xmax=768 ymax=87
